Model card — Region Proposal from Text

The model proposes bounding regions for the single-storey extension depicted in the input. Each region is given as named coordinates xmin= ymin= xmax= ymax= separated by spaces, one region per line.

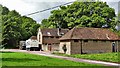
xmin=59 ymin=27 xmax=120 ymax=55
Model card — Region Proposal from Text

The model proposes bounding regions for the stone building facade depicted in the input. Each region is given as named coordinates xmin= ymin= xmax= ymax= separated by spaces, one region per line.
xmin=59 ymin=28 xmax=120 ymax=55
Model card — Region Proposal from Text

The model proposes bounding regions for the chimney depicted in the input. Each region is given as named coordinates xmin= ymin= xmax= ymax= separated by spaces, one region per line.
xmin=57 ymin=28 xmax=61 ymax=36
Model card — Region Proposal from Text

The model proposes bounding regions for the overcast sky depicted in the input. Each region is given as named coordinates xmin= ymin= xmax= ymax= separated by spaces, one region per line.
xmin=0 ymin=0 xmax=120 ymax=23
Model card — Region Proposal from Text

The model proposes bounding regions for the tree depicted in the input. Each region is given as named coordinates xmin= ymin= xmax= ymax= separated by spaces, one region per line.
xmin=1 ymin=5 xmax=40 ymax=48
xmin=20 ymin=16 xmax=40 ymax=40
xmin=2 ymin=10 xmax=22 ymax=47
xmin=41 ymin=1 xmax=116 ymax=29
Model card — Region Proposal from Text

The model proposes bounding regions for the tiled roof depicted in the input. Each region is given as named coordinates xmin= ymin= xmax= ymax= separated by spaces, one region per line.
xmin=40 ymin=28 xmax=69 ymax=36
xmin=59 ymin=27 xmax=120 ymax=41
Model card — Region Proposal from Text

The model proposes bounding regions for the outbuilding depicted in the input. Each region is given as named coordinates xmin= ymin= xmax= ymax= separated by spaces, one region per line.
xmin=59 ymin=27 xmax=120 ymax=55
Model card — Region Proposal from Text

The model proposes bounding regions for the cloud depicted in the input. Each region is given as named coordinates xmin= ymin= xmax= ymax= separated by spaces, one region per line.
xmin=21 ymin=0 xmax=75 ymax=2
xmin=21 ymin=1 xmax=69 ymax=23
xmin=100 ymin=0 xmax=120 ymax=2
xmin=0 ymin=0 xmax=70 ymax=23
xmin=0 ymin=0 xmax=36 ymax=15
xmin=107 ymin=2 xmax=118 ymax=15
xmin=0 ymin=0 xmax=120 ymax=23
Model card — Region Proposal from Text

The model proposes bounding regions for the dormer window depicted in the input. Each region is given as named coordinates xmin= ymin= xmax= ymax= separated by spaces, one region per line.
xmin=61 ymin=33 xmax=64 ymax=35
xmin=47 ymin=32 xmax=51 ymax=35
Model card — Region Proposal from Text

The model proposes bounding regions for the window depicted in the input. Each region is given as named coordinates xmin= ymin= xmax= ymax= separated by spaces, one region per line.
xmin=44 ymin=36 xmax=48 ymax=39
xmin=111 ymin=41 xmax=115 ymax=42
xmin=32 ymin=40 xmax=36 ymax=42
xmin=47 ymin=32 xmax=51 ymax=35
xmin=101 ymin=40 xmax=106 ymax=42
xmin=93 ymin=40 xmax=97 ymax=42
xmin=84 ymin=40 xmax=88 ymax=42
xmin=50 ymin=36 xmax=54 ymax=38
xmin=56 ymin=37 xmax=59 ymax=38
xmin=48 ymin=44 xmax=51 ymax=45
xmin=74 ymin=40 xmax=79 ymax=42
xmin=61 ymin=33 xmax=65 ymax=35
xmin=44 ymin=43 xmax=47 ymax=45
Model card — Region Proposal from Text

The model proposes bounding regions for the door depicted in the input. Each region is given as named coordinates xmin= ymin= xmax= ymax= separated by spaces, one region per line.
xmin=39 ymin=44 xmax=42 ymax=51
xmin=112 ymin=42 xmax=116 ymax=52
xmin=48 ymin=45 xmax=52 ymax=51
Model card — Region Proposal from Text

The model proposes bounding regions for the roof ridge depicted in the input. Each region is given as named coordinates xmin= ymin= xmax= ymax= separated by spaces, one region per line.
xmin=69 ymin=27 xmax=76 ymax=39
xmin=40 ymin=28 xmax=68 ymax=29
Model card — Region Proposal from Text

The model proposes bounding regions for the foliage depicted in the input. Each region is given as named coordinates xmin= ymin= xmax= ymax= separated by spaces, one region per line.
xmin=2 ymin=52 xmax=101 ymax=66
xmin=0 ymin=5 xmax=40 ymax=48
xmin=41 ymin=1 xmax=116 ymax=29
xmin=110 ymin=17 xmax=120 ymax=36
xmin=54 ymin=52 xmax=119 ymax=63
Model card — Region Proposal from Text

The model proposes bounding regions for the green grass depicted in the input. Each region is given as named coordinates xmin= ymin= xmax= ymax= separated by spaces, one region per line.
xmin=1 ymin=52 xmax=101 ymax=66
xmin=53 ymin=52 xmax=119 ymax=63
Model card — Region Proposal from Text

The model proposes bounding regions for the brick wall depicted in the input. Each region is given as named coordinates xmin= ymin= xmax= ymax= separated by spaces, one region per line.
xmin=118 ymin=41 xmax=120 ymax=52
xmin=71 ymin=40 xmax=81 ymax=54
xmin=82 ymin=40 xmax=112 ymax=54
xmin=43 ymin=36 xmax=59 ymax=44
xmin=51 ymin=44 xmax=59 ymax=51
xmin=59 ymin=40 xmax=119 ymax=55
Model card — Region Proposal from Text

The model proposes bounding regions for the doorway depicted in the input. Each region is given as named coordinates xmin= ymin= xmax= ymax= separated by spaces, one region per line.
xmin=112 ymin=42 xmax=116 ymax=52
xmin=39 ymin=44 xmax=42 ymax=51
xmin=48 ymin=45 xmax=52 ymax=51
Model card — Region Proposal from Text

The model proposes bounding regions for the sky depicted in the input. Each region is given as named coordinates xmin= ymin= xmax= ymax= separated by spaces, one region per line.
xmin=0 ymin=0 xmax=120 ymax=23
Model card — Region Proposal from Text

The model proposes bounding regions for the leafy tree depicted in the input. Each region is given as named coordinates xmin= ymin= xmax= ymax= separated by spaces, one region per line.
xmin=41 ymin=1 xmax=116 ymax=28
xmin=2 ymin=10 xmax=21 ymax=47
xmin=1 ymin=5 xmax=40 ymax=48
xmin=20 ymin=16 xmax=40 ymax=40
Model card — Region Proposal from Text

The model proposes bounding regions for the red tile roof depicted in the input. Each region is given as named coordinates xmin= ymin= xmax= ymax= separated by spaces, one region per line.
xmin=59 ymin=27 xmax=120 ymax=41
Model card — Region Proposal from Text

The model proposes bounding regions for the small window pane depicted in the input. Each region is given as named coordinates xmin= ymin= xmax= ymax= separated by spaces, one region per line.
xmin=93 ymin=40 xmax=97 ymax=42
xmin=50 ymin=37 xmax=54 ymax=38
xmin=56 ymin=37 xmax=59 ymax=38
xmin=84 ymin=40 xmax=88 ymax=42
xmin=74 ymin=40 xmax=79 ymax=42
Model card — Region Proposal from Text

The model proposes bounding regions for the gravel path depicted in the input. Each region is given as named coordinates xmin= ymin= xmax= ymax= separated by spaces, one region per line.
xmin=1 ymin=49 xmax=120 ymax=67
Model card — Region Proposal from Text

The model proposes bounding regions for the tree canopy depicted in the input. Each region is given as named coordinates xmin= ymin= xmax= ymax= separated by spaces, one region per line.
xmin=0 ymin=5 xmax=40 ymax=48
xmin=41 ymin=1 xmax=116 ymax=29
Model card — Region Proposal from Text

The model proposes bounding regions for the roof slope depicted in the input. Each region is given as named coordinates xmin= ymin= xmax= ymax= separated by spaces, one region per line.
xmin=59 ymin=27 xmax=120 ymax=40
xmin=40 ymin=28 xmax=69 ymax=36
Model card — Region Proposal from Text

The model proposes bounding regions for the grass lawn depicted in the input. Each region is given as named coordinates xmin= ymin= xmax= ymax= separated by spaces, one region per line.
xmin=54 ymin=52 xmax=119 ymax=63
xmin=1 ymin=52 xmax=102 ymax=66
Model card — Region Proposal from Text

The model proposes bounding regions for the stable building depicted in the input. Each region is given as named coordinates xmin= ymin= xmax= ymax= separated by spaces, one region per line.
xmin=59 ymin=27 xmax=120 ymax=55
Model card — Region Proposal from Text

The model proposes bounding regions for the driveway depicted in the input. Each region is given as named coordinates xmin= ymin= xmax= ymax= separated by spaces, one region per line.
xmin=1 ymin=49 xmax=120 ymax=66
